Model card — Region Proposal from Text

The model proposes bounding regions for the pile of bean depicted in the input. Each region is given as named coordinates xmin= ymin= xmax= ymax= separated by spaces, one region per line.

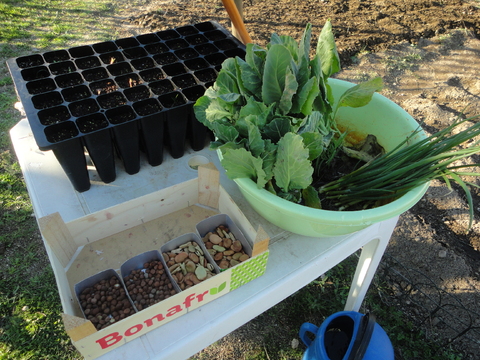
xmin=123 ymin=260 xmax=177 ymax=311
xmin=202 ymin=225 xmax=250 ymax=269
xmin=79 ymin=275 xmax=134 ymax=330
xmin=163 ymin=241 xmax=216 ymax=290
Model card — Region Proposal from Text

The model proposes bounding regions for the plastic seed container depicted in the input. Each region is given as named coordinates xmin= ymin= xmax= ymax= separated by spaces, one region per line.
xmin=74 ymin=269 xmax=136 ymax=331
xmin=120 ymin=250 xmax=181 ymax=312
xmin=196 ymin=214 xmax=253 ymax=256
xmin=7 ymin=21 xmax=246 ymax=192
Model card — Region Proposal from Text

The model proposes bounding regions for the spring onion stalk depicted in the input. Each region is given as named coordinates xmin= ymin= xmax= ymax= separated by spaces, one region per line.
xmin=320 ymin=116 xmax=480 ymax=227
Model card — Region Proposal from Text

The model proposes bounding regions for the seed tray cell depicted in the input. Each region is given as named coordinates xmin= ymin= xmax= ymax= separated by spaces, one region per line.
xmin=92 ymin=41 xmax=118 ymax=54
xmin=176 ymin=25 xmax=199 ymax=36
xmin=100 ymin=51 xmax=125 ymax=65
xmin=43 ymin=50 xmax=70 ymax=63
xmin=56 ymin=73 xmax=84 ymax=88
xmin=7 ymin=21 xmax=245 ymax=192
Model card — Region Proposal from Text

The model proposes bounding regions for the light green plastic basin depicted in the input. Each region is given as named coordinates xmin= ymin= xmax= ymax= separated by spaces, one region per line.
xmin=230 ymin=78 xmax=430 ymax=238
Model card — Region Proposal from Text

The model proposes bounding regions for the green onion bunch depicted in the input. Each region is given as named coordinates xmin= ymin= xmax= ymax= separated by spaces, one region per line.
xmin=320 ymin=115 xmax=480 ymax=227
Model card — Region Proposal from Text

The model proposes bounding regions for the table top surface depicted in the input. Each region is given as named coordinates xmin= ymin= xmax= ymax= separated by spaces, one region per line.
xmin=10 ymin=118 xmax=397 ymax=360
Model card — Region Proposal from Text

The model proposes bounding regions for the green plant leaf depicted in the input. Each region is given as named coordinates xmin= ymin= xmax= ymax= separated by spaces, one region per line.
xmin=298 ymin=23 xmax=312 ymax=64
xmin=294 ymin=56 xmax=310 ymax=99
xmin=278 ymin=68 xmax=298 ymax=115
xmin=302 ymin=185 xmax=322 ymax=208
xmin=336 ymin=77 xmax=384 ymax=109
xmin=263 ymin=117 xmax=292 ymax=143
xmin=218 ymin=93 xmax=241 ymax=103
xmin=260 ymin=139 xmax=277 ymax=181
xmin=215 ymin=69 xmax=240 ymax=95
xmin=215 ymin=141 xmax=244 ymax=152
xmin=239 ymin=57 xmax=262 ymax=98
xmin=221 ymin=148 xmax=267 ymax=188
xmin=317 ymin=20 xmax=341 ymax=78
xmin=236 ymin=98 xmax=273 ymax=137
xmin=291 ymin=77 xmax=316 ymax=115
xmin=204 ymin=98 xmax=235 ymax=122
xmin=232 ymin=56 xmax=248 ymax=97
xmin=313 ymin=77 xmax=332 ymax=120
xmin=262 ymin=44 xmax=293 ymax=105
xmin=301 ymin=132 xmax=324 ymax=160
xmin=300 ymin=77 xmax=321 ymax=115
xmin=246 ymin=117 xmax=265 ymax=157
xmin=298 ymin=111 xmax=320 ymax=133
xmin=193 ymin=95 xmax=212 ymax=127
xmin=270 ymin=34 xmax=300 ymax=61
xmin=239 ymin=97 xmax=269 ymax=126
xmin=245 ymin=43 xmax=266 ymax=77
xmin=273 ymin=132 xmax=313 ymax=192
xmin=309 ymin=53 xmax=332 ymax=118
xmin=220 ymin=57 xmax=237 ymax=76
xmin=211 ymin=122 xmax=239 ymax=143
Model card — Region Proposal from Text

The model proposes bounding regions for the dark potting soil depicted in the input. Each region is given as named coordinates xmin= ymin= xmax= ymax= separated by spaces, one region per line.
xmin=124 ymin=86 xmax=151 ymax=102
xmin=90 ymin=80 xmax=118 ymax=95
xmin=97 ymin=92 xmax=127 ymax=109
xmin=27 ymin=79 xmax=56 ymax=94
xmin=69 ymin=100 xmax=100 ymax=117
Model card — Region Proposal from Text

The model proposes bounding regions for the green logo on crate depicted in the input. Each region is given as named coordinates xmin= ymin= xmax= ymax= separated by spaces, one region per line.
xmin=95 ymin=282 xmax=228 ymax=350
xmin=209 ymin=281 xmax=227 ymax=295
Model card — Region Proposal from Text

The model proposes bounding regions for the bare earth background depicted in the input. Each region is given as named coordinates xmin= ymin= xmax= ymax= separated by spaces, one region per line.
xmin=51 ymin=0 xmax=480 ymax=358
xmin=111 ymin=0 xmax=480 ymax=358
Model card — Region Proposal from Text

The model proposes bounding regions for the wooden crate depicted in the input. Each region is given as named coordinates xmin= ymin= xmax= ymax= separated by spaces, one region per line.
xmin=38 ymin=163 xmax=269 ymax=359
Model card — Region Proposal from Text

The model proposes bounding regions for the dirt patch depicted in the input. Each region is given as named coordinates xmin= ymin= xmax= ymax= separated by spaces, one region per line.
xmin=102 ymin=0 xmax=480 ymax=358
xmin=128 ymin=0 xmax=480 ymax=65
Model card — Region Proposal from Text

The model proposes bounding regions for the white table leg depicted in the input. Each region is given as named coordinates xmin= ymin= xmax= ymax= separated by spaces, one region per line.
xmin=344 ymin=216 xmax=398 ymax=311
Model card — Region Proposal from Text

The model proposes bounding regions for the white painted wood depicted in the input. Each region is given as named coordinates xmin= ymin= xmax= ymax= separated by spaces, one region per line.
xmin=10 ymin=118 xmax=398 ymax=360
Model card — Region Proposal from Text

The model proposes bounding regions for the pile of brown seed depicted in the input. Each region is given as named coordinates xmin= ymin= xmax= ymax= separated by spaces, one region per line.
xmin=202 ymin=225 xmax=250 ymax=269
xmin=79 ymin=275 xmax=135 ymax=330
xmin=123 ymin=260 xmax=177 ymax=311
xmin=163 ymin=241 xmax=216 ymax=290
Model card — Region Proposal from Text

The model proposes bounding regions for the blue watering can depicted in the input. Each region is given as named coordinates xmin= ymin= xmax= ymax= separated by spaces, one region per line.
xmin=299 ymin=311 xmax=394 ymax=360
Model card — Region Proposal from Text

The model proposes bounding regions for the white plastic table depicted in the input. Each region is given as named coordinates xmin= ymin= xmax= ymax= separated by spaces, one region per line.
xmin=10 ymin=118 xmax=398 ymax=360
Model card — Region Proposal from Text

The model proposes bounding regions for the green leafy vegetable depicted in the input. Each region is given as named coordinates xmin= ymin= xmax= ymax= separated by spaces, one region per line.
xmin=273 ymin=133 xmax=313 ymax=192
xmin=262 ymin=44 xmax=293 ymax=105
xmin=194 ymin=19 xmax=480 ymax=230
xmin=193 ymin=20 xmax=382 ymax=205
xmin=220 ymin=148 xmax=268 ymax=188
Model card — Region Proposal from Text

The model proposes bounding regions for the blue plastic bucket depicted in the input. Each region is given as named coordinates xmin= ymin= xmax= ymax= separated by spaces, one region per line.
xmin=299 ymin=311 xmax=394 ymax=360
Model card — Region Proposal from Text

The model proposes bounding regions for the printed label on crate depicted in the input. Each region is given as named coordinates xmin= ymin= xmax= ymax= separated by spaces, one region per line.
xmin=74 ymin=252 xmax=268 ymax=358
xmin=230 ymin=252 xmax=269 ymax=290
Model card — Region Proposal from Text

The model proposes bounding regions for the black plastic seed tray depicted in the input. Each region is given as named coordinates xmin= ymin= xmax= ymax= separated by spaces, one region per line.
xmin=7 ymin=21 xmax=246 ymax=192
